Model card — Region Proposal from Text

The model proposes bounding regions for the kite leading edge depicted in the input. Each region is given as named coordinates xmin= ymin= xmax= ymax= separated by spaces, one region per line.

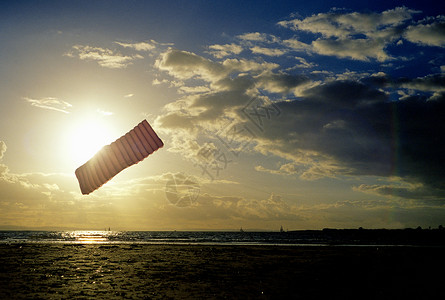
xmin=75 ymin=119 xmax=163 ymax=195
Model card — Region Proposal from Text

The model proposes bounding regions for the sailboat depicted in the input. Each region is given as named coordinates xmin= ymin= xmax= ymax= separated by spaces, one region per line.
xmin=280 ymin=225 xmax=284 ymax=233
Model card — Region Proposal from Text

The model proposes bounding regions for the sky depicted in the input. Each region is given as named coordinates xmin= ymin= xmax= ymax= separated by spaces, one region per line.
xmin=1 ymin=0 xmax=444 ymax=230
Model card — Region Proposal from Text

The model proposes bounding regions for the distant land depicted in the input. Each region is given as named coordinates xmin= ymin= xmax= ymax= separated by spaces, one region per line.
xmin=0 ymin=226 xmax=444 ymax=246
xmin=286 ymin=227 xmax=445 ymax=246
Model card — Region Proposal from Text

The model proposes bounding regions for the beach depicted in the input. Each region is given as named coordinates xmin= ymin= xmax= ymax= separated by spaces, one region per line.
xmin=1 ymin=244 xmax=444 ymax=299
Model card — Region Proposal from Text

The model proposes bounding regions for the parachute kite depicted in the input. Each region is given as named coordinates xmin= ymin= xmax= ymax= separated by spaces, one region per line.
xmin=75 ymin=119 xmax=163 ymax=195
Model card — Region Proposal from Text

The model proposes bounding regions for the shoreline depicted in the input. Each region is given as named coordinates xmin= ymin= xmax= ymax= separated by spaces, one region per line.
xmin=1 ymin=241 xmax=444 ymax=248
xmin=1 ymin=243 xmax=444 ymax=299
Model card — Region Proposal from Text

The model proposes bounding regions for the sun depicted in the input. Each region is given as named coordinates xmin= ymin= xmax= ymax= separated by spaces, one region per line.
xmin=65 ymin=115 xmax=118 ymax=167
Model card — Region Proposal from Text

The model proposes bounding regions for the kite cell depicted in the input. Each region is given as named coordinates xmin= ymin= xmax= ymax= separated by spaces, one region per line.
xmin=75 ymin=119 xmax=163 ymax=194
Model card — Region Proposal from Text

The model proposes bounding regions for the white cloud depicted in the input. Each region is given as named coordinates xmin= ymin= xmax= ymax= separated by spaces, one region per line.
xmin=222 ymin=58 xmax=279 ymax=73
xmin=237 ymin=32 xmax=280 ymax=43
xmin=278 ymin=7 xmax=420 ymax=62
xmin=312 ymin=38 xmax=392 ymax=62
xmin=207 ymin=43 xmax=243 ymax=58
xmin=293 ymin=57 xmax=317 ymax=69
xmin=65 ymin=45 xmax=143 ymax=69
xmin=404 ymin=16 xmax=445 ymax=47
xmin=155 ymin=49 xmax=227 ymax=82
xmin=152 ymin=78 xmax=169 ymax=85
xmin=255 ymin=163 xmax=299 ymax=176
xmin=282 ymin=39 xmax=312 ymax=52
xmin=96 ymin=109 xmax=113 ymax=116
xmin=279 ymin=7 xmax=417 ymax=38
xmin=155 ymin=49 xmax=279 ymax=87
xmin=250 ymin=46 xmax=286 ymax=56
xmin=0 ymin=141 xmax=6 ymax=160
xmin=24 ymin=97 xmax=72 ymax=114
xmin=115 ymin=41 xmax=156 ymax=51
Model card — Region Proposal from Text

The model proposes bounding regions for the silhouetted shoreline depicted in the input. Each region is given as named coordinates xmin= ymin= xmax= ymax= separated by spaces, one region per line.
xmin=286 ymin=227 xmax=445 ymax=246
xmin=1 ymin=243 xmax=444 ymax=299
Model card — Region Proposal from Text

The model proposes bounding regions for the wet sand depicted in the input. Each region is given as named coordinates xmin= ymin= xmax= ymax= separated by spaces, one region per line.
xmin=0 ymin=244 xmax=444 ymax=299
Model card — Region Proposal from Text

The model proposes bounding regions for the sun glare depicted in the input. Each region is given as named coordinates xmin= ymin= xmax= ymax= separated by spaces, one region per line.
xmin=66 ymin=116 xmax=117 ymax=167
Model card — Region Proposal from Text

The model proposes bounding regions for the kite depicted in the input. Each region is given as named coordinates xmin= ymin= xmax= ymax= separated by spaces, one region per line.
xmin=75 ymin=119 xmax=163 ymax=194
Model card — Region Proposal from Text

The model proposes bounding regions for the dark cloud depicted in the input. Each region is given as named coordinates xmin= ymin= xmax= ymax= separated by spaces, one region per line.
xmin=303 ymin=80 xmax=388 ymax=107
xmin=255 ymin=82 xmax=392 ymax=178
xmin=191 ymin=90 xmax=252 ymax=120
xmin=393 ymin=97 xmax=445 ymax=187
xmin=354 ymin=183 xmax=445 ymax=203
xmin=396 ymin=73 xmax=445 ymax=92
xmin=361 ymin=73 xmax=445 ymax=102
xmin=156 ymin=50 xmax=445 ymax=199
xmin=258 ymin=78 xmax=445 ymax=197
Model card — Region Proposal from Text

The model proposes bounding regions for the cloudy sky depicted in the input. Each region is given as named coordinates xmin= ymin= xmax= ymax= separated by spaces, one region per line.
xmin=1 ymin=0 xmax=444 ymax=230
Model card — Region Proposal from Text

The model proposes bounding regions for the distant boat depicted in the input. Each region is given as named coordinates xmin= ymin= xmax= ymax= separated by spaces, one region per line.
xmin=280 ymin=225 xmax=284 ymax=233
xmin=240 ymin=227 xmax=244 ymax=233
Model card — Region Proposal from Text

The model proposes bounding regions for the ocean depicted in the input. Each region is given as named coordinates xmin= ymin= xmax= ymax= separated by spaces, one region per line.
xmin=0 ymin=230 xmax=323 ymax=245
xmin=1 ymin=229 xmax=443 ymax=246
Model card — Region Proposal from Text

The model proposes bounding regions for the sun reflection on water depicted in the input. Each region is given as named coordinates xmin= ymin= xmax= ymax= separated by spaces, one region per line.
xmin=69 ymin=231 xmax=111 ymax=244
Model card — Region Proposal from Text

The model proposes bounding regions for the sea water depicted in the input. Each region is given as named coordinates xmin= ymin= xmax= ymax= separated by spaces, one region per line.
xmin=0 ymin=229 xmax=443 ymax=246
xmin=0 ymin=230 xmax=323 ymax=245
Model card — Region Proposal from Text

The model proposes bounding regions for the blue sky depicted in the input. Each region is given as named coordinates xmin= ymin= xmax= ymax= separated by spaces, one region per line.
xmin=0 ymin=1 xmax=444 ymax=230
